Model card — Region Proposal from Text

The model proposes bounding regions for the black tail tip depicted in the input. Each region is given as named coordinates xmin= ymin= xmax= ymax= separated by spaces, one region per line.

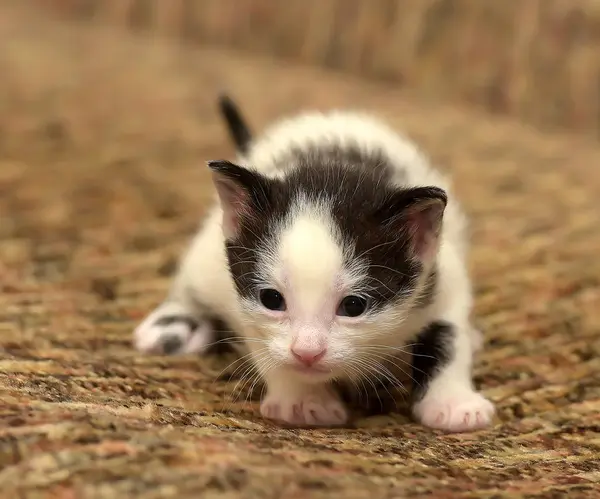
xmin=217 ymin=93 xmax=252 ymax=154
xmin=217 ymin=93 xmax=236 ymax=113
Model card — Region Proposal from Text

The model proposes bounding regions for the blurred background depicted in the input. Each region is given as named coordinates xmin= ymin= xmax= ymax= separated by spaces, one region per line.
xmin=39 ymin=0 xmax=600 ymax=134
xmin=1 ymin=1 xmax=599 ymax=497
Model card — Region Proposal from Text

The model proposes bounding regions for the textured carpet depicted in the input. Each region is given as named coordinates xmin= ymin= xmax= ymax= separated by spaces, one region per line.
xmin=1 ymin=5 xmax=599 ymax=499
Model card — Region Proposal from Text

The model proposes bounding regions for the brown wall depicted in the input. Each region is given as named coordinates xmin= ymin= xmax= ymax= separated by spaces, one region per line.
xmin=39 ymin=0 xmax=600 ymax=136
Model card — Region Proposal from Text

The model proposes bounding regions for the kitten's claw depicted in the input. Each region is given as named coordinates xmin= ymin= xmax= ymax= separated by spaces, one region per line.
xmin=133 ymin=302 xmax=213 ymax=355
xmin=260 ymin=386 xmax=348 ymax=427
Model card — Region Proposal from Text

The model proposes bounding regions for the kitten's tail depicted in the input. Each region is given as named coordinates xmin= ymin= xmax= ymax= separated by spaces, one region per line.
xmin=218 ymin=94 xmax=252 ymax=154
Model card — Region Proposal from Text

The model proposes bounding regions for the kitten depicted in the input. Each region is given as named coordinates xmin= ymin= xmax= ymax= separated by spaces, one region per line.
xmin=133 ymin=96 xmax=493 ymax=432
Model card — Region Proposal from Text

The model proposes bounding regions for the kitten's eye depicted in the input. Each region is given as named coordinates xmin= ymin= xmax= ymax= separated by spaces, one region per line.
xmin=259 ymin=288 xmax=287 ymax=311
xmin=337 ymin=295 xmax=369 ymax=317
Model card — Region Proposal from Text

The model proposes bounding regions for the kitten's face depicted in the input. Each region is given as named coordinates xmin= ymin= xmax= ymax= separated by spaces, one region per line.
xmin=209 ymin=155 xmax=445 ymax=383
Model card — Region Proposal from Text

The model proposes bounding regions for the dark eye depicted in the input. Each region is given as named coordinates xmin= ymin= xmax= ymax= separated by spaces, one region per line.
xmin=259 ymin=288 xmax=286 ymax=311
xmin=337 ymin=295 xmax=369 ymax=317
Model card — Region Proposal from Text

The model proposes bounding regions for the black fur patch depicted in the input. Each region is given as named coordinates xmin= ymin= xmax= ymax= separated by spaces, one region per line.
xmin=411 ymin=321 xmax=455 ymax=401
xmin=220 ymin=143 xmax=445 ymax=311
xmin=154 ymin=315 xmax=199 ymax=331
xmin=160 ymin=335 xmax=184 ymax=355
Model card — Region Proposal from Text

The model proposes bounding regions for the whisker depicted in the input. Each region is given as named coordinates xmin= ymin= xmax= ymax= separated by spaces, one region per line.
xmin=246 ymin=365 xmax=268 ymax=404
xmin=225 ymin=245 xmax=258 ymax=253
xmin=221 ymin=353 xmax=262 ymax=383
xmin=352 ymin=358 xmax=402 ymax=408
xmin=206 ymin=336 xmax=267 ymax=348
xmin=211 ymin=346 xmax=268 ymax=383
xmin=367 ymin=264 xmax=414 ymax=279
xmin=362 ymin=276 xmax=396 ymax=296
xmin=347 ymin=359 xmax=386 ymax=411
xmin=366 ymin=351 xmax=423 ymax=389
xmin=355 ymin=238 xmax=401 ymax=260
xmin=362 ymin=344 xmax=437 ymax=361
xmin=339 ymin=364 xmax=368 ymax=407
xmin=226 ymin=351 xmax=271 ymax=405
xmin=226 ymin=363 xmax=258 ymax=405
xmin=244 ymin=358 xmax=281 ymax=409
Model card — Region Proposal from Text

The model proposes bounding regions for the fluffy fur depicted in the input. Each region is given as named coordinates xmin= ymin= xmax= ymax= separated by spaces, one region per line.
xmin=133 ymin=97 xmax=494 ymax=432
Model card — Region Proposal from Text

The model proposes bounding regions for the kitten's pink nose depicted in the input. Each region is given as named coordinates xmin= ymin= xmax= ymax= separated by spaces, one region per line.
xmin=290 ymin=346 xmax=327 ymax=367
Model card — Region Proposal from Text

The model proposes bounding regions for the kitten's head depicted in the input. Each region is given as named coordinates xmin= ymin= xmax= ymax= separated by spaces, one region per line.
xmin=209 ymin=152 xmax=446 ymax=383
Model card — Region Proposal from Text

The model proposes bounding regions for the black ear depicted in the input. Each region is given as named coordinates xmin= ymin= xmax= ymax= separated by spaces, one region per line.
xmin=377 ymin=186 xmax=447 ymax=262
xmin=207 ymin=160 xmax=271 ymax=239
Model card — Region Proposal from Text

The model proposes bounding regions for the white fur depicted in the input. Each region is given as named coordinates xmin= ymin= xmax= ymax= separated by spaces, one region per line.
xmin=133 ymin=111 xmax=494 ymax=432
xmin=264 ymin=207 xmax=344 ymax=372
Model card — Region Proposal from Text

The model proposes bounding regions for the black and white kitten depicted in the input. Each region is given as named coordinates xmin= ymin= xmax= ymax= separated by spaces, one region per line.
xmin=133 ymin=96 xmax=493 ymax=432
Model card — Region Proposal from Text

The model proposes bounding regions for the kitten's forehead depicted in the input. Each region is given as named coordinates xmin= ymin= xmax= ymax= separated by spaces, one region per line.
xmin=276 ymin=204 xmax=345 ymax=312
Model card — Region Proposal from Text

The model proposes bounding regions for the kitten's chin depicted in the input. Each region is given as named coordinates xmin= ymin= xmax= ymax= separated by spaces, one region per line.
xmin=282 ymin=363 xmax=337 ymax=383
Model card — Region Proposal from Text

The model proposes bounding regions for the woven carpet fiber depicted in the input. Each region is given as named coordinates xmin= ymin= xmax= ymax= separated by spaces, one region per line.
xmin=1 ymin=6 xmax=599 ymax=499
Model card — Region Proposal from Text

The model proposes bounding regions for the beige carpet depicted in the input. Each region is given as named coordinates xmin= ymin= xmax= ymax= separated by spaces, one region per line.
xmin=0 ymin=5 xmax=599 ymax=498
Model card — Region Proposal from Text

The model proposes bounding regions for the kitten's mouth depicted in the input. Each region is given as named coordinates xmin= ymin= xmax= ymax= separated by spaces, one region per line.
xmin=291 ymin=364 xmax=329 ymax=373
xmin=286 ymin=363 xmax=333 ymax=379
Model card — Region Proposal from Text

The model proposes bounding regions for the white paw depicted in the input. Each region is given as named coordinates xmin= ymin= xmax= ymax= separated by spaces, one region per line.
xmin=133 ymin=302 xmax=213 ymax=355
xmin=260 ymin=386 xmax=348 ymax=427
xmin=413 ymin=390 xmax=495 ymax=433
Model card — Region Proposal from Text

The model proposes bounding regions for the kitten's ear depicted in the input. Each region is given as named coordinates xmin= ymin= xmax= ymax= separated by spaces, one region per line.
xmin=207 ymin=160 xmax=271 ymax=239
xmin=378 ymin=186 xmax=447 ymax=262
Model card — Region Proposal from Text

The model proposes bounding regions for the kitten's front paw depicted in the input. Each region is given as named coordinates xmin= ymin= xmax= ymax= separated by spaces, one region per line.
xmin=260 ymin=386 xmax=348 ymax=427
xmin=413 ymin=389 xmax=495 ymax=433
xmin=134 ymin=302 xmax=213 ymax=355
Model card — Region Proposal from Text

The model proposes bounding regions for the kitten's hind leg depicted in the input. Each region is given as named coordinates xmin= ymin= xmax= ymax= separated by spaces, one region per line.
xmin=134 ymin=207 xmax=231 ymax=356
xmin=134 ymin=299 xmax=215 ymax=355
